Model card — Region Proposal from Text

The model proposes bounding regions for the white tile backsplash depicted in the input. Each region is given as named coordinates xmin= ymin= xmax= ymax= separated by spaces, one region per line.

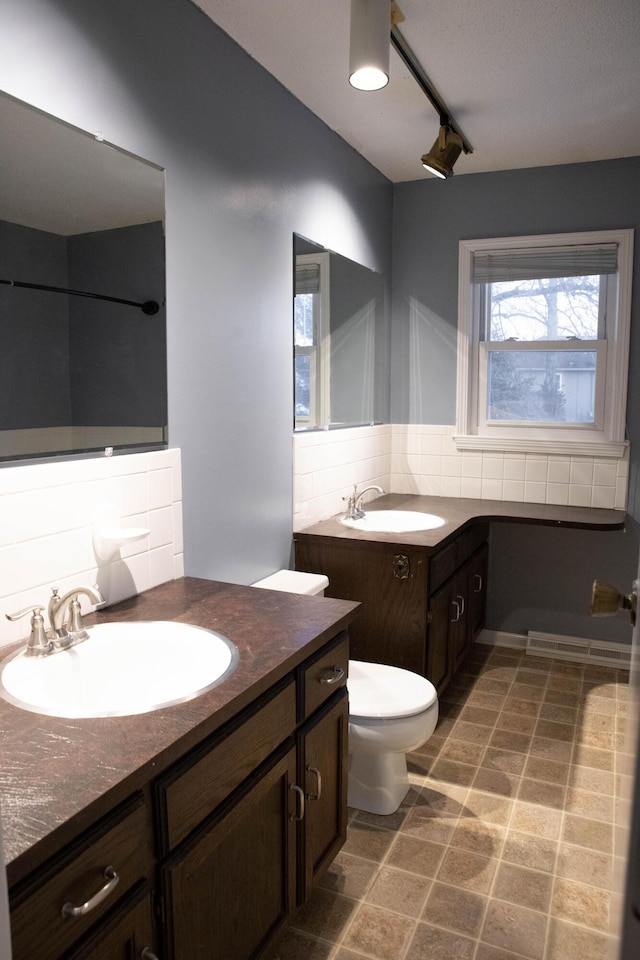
xmin=0 ymin=449 xmax=183 ymax=648
xmin=293 ymin=425 xmax=629 ymax=528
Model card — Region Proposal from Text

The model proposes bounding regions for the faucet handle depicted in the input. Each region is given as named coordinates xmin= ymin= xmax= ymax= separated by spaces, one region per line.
xmin=5 ymin=606 xmax=52 ymax=657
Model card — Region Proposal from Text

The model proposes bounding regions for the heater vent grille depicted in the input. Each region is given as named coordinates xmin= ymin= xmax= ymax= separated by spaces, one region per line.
xmin=526 ymin=631 xmax=631 ymax=668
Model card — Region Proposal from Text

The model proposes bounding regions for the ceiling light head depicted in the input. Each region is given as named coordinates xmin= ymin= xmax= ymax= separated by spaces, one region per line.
xmin=349 ymin=0 xmax=391 ymax=91
xmin=421 ymin=125 xmax=464 ymax=179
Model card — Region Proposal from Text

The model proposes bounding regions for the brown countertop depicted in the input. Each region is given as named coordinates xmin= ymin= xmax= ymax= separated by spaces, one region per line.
xmin=294 ymin=493 xmax=626 ymax=551
xmin=0 ymin=577 xmax=359 ymax=886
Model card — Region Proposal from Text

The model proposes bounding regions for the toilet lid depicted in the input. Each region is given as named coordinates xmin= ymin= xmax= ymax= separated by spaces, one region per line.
xmin=348 ymin=660 xmax=438 ymax=719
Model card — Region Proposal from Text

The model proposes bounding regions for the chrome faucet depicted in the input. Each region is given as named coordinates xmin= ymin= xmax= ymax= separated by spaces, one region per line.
xmin=48 ymin=585 xmax=105 ymax=645
xmin=342 ymin=484 xmax=385 ymax=520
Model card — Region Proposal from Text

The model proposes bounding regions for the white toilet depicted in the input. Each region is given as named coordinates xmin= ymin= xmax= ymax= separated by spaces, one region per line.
xmin=252 ymin=569 xmax=439 ymax=816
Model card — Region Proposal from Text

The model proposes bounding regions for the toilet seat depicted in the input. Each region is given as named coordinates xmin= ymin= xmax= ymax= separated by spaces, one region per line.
xmin=348 ymin=660 xmax=437 ymax=720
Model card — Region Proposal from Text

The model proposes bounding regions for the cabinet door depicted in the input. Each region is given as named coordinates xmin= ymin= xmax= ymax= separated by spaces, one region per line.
xmin=67 ymin=888 xmax=156 ymax=960
xmin=298 ymin=690 xmax=348 ymax=903
xmin=467 ymin=544 xmax=488 ymax=644
xmin=162 ymin=747 xmax=297 ymax=960
xmin=426 ymin=582 xmax=453 ymax=693
xmin=296 ymin=539 xmax=428 ymax=674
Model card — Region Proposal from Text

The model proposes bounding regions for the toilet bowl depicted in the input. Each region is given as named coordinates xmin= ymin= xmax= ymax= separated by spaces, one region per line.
xmin=347 ymin=659 xmax=438 ymax=815
xmin=252 ymin=569 xmax=439 ymax=816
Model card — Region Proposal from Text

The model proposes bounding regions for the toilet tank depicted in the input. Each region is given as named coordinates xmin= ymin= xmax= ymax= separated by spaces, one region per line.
xmin=252 ymin=570 xmax=328 ymax=596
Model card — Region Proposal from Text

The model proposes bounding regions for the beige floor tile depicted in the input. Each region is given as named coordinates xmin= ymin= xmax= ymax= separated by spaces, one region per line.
xmin=341 ymin=904 xmax=415 ymax=960
xmin=495 ymin=711 xmax=537 ymax=734
xmin=517 ymin=777 xmax=566 ymax=809
xmin=572 ymin=743 xmax=615 ymax=771
xmin=341 ymin=822 xmax=396 ymax=862
xmin=430 ymin=757 xmax=478 ymax=787
xmin=439 ymin=737 xmax=486 ymax=766
xmin=545 ymin=917 xmax=616 ymax=960
xmin=464 ymin=789 xmax=514 ymax=825
xmin=503 ymin=695 xmax=540 ymax=717
xmin=472 ymin=765 xmax=520 ymax=798
xmin=480 ymin=900 xmax=547 ymax=959
xmin=290 ymin=888 xmax=359 ymax=941
xmin=555 ymin=843 xmax=614 ymax=889
xmin=534 ymin=718 xmax=575 ymax=742
xmin=511 ymin=801 xmax=563 ymax=839
xmin=561 ymin=814 xmax=614 ymax=853
xmin=449 ymin=817 xmax=505 ymax=858
xmin=453 ymin=720 xmax=496 ymax=745
xmin=523 ymin=754 xmax=570 ymax=785
xmin=385 ymin=835 xmax=446 ymax=878
xmin=529 ymin=736 xmax=573 ymax=763
xmin=422 ymin=881 xmax=487 ymax=935
xmin=319 ymin=852 xmax=379 ymax=900
xmin=565 ymin=786 xmax=614 ymax=822
xmin=270 ymin=927 xmax=337 ymax=960
xmin=364 ymin=866 xmax=432 ymax=917
xmin=551 ymin=877 xmax=611 ymax=931
xmin=538 ymin=702 xmax=579 ymax=724
xmin=492 ymin=861 xmax=553 ymax=911
xmin=501 ymin=830 xmax=558 ymax=873
xmin=482 ymin=745 xmax=528 ymax=775
xmin=436 ymin=846 xmax=498 ymax=893
xmin=567 ymin=764 xmax=614 ymax=796
xmin=404 ymin=921 xmax=476 ymax=960
xmin=459 ymin=704 xmax=500 ymax=726
xmin=400 ymin=806 xmax=457 ymax=845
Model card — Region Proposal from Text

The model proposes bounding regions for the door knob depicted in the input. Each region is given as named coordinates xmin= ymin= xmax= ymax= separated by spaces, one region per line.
xmin=591 ymin=580 xmax=637 ymax=626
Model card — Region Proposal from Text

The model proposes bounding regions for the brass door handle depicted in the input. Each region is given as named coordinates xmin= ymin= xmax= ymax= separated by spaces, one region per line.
xmin=591 ymin=580 xmax=637 ymax=626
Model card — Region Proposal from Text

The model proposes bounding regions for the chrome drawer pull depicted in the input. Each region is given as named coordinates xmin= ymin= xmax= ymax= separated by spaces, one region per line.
xmin=474 ymin=573 xmax=483 ymax=593
xmin=61 ymin=865 xmax=119 ymax=918
xmin=450 ymin=599 xmax=461 ymax=623
xmin=289 ymin=783 xmax=305 ymax=822
xmin=141 ymin=949 xmax=159 ymax=960
xmin=320 ymin=666 xmax=345 ymax=685
xmin=457 ymin=594 xmax=465 ymax=616
xmin=307 ymin=765 xmax=322 ymax=801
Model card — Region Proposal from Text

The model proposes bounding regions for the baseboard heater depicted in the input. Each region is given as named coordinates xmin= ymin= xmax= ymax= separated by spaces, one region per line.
xmin=526 ymin=630 xmax=632 ymax=669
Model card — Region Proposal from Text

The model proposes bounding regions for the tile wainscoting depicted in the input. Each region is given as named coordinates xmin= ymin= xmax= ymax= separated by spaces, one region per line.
xmin=0 ymin=449 xmax=184 ymax=648
xmin=294 ymin=425 xmax=629 ymax=530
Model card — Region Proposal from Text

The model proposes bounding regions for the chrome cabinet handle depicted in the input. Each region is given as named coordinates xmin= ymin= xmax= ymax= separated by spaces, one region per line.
xmin=451 ymin=599 xmax=461 ymax=623
xmin=289 ymin=783 xmax=305 ymax=822
xmin=457 ymin=594 xmax=465 ymax=616
xmin=320 ymin=666 xmax=345 ymax=685
xmin=307 ymin=765 xmax=322 ymax=800
xmin=141 ymin=949 xmax=159 ymax=960
xmin=61 ymin=866 xmax=119 ymax=918
xmin=474 ymin=573 xmax=483 ymax=593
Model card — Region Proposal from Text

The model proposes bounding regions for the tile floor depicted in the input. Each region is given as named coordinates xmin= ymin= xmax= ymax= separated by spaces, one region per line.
xmin=269 ymin=643 xmax=635 ymax=960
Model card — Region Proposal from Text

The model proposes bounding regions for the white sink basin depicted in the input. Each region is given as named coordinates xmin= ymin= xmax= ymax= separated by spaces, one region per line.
xmin=339 ymin=510 xmax=446 ymax=533
xmin=0 ymin=621 xmax=238 ymax=719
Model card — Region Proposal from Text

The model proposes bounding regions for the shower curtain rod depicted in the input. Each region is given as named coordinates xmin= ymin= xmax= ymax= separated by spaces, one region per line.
xmin=0 ymin=277 xmax=160 ymax=315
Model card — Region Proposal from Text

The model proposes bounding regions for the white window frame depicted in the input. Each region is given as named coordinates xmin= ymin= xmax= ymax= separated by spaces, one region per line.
xmin=454 ymin=229 xmax=633 ymax=457
xmin=294 ymin=252 xmax=331 ymax=430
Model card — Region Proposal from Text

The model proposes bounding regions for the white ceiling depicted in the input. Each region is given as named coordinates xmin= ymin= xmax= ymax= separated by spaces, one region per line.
xmin=194 ymin=0 xmax=640 ymax=183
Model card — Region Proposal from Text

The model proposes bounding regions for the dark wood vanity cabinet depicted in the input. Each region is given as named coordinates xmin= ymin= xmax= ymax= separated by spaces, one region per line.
xmin=295 ymin=522 xmax=489 ymax=694
xmin=160 ymin=635 xmax=349 ymax=960
xmin=8 ymin=630 xmax=350 ymax=960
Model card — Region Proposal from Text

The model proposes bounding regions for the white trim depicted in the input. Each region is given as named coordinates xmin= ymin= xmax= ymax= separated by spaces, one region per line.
xmin=456 ymin=229 xmax=634 ymax=458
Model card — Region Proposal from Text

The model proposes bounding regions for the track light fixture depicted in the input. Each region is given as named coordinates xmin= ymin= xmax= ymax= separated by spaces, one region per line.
xmin=349 ymin=0 xmax=391 ymax=91
xmin=421 ymin=123 xmax=464 ymax=179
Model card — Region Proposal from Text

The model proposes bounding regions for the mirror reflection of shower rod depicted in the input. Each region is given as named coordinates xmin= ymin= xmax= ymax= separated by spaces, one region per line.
xmin=0 ymin=277 xmax=160 ymax=315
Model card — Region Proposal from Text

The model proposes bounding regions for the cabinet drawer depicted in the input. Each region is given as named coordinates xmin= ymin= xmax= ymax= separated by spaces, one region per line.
xmin=429 ymin=541 xmax=458 ymax=593
xmin=300 ymin=633 xmax=349 ymax=720
xmin=455 ymin=522 xmax=489 ymax=567
xmin=157 ymin=680 xmax=297 ymax=853
xmin=10 ymin=795 xmax=149 ymax=960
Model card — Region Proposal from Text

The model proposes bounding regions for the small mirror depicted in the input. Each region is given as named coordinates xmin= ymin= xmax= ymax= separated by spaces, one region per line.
xmin=294 ymin=234 xmax=389 ymax=431
xmin=0 ymin=93 xmax=166 ymax=463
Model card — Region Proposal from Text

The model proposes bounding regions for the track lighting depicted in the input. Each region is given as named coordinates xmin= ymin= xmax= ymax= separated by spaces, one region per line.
xmin=421 ymin=124 xmax=464 ymax=179
xmin=349 ymin=0 xmax=390 ymax=91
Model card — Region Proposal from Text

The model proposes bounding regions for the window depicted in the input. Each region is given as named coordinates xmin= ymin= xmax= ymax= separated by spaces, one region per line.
xmin=455 ymin=230 xmax=633 ymax=456
xmin=294 ymin=253 xmax=330 ymax=429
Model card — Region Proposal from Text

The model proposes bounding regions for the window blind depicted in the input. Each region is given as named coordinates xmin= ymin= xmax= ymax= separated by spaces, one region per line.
xmin=295 ymin=263 xmax=321 ymax=295
xmin=472 ymin=244 xmax=618 ymax=283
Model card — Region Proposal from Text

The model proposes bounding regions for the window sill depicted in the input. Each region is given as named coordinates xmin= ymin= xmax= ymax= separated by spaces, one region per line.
xmin=453 ymin=434 xmax=629 ymax=458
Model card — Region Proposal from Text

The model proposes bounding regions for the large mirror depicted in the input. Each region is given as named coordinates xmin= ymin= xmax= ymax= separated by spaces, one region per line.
xmin=294 ymin=234 xmax=389 ymax=431
xmin=0 ymin=92 xmax=166 ymax=463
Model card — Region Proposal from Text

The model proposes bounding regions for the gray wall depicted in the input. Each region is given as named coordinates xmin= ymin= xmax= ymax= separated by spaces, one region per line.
xmin=392 ymin=159 xmax=640 ymax=643
xmin=1 ymin=0 xmax=392 ymax=583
